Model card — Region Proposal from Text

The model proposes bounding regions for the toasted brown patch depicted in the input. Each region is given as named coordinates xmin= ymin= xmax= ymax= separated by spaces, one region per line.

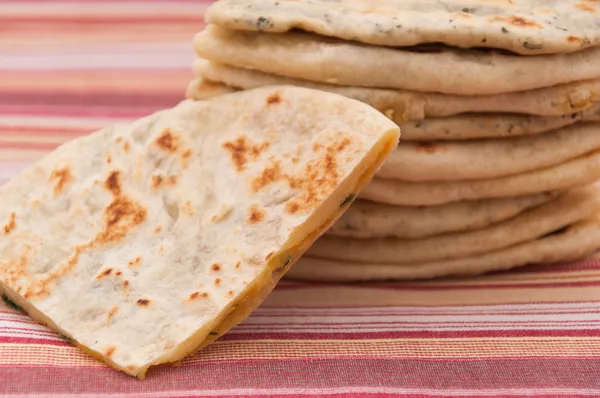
xmin=115 ymin=137 xmax=123 ymax=143
xmin=182 ymin=201 xmax=195 ymax=216
xmin=248 ymin=204 xmax=265 ymax=224
xmin=568 ymin=35 xmax=583 ymax=43
xmin=335 ymin=137 xmax=351 ymax=152
xmin=267 ymin=93 xmax=281 ymax=104
xmin=50 ymin=167 xmax=72 ymax=195
xmin=115 ymin=271 xmax=122 ymax=276
xmin=214 ymin=278 xmax=221 ymax=286
xmin=97 ymin=171 xmax=147 ymax=244
xmin=227 ymin=290 xmax=235 ymax=298
xmin=136 ymin=298 xmax=150 ymax=307
xmin=211 ymin=263 xmax=222 ymax=272
xmin=491 ymin=16 xmax=542 ymax=28
xmin=222 ymin=136 xmax=269 ymax=171
xmin=154 ymin=226 xmax=162 ymax=234
xmin=576 ymin=2 xmax=596 ymax=11
xmin=156 ymin=129 xmax=179 ymax=153
xmin=107 ymin=306 xmax=119 ymax=323
xmin=106 ymin=154 xmax=112 ymax=164
xmin=182 ymin=148 xmax=192 ymax=161
xmin=285 ymin=201 xmax=300 ymax=214
xmin=96 ymin=268 xmax=113 ymax=279
xmin=188 ymin=291 xmax=209 ymax=301
xmin=235 ymin=262 xmax=241 ymax=269
xmin=3 ymin=213 xmax=16 ymax=235
xmin=123 ymin=141 xmax=131 ymax=153
xmin=122 ymin=280 xmax=130 ymax=289
xmin=252 ymin=161 xmax=282 ymax=192
xmin=152 ymin=175 xmax=178 ymax=190
xmin=128 ymin=257 xmax=142 ymax=267
xmin=104 ymin=346 xmax=117 ymax=358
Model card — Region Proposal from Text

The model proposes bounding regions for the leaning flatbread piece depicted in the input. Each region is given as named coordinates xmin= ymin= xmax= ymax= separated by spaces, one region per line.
xmin=194 ymin=26 xmax=600 ymax=95
xmin=191 ymin=60 xmax=600 ymax=117
xmin=0 ymin=86 xmax=399 ymax=379
xmin=205 ymin=0 xmax=600 ymax=55
xmin=287 ymin=216 xmax=600 ymax=282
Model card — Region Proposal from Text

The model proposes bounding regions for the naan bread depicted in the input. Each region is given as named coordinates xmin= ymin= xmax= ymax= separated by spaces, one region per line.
xmin=398 ymin=106 xmax=600 ymax=141
xmin=328 ymin=193 xmax=557 ymax=240
xmin=194 ymin=26 xmax=600 ymax=95
xmin=190 ymin=60 xmax=600 ymax=117
xmin=287 ymin=216 xmax=600 ymax=282
xmin=380 ymin=123 xmax=600 ymax=181
xmin=310 ymin=185 xmax=600 ymax=264
xmin=362 ymin=149 xmax=600 ymax=206
xmin=205 ymin=0 xmax=600 ymax=55
xmin=0 ymin=86 xmax=399 ymax=379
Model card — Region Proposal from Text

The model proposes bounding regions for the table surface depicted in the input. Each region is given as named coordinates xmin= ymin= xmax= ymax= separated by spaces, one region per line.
xmin=1 ymin=1 xmax=600 ymax=396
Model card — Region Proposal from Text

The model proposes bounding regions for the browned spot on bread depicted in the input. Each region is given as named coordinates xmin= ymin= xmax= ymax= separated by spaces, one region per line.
xmin=128 ymin=257 xmax=142 ymax=267
xmin=182 ymin=201 xmax=195 ymax=216
xmin=235 ymin=262 xmax=241 ymax=269
xmin=122 ymin=280 xmax=130 ymax=289
xmin=104 ymin=346 xmax=117 ymax=358
xmin=136 ymin=298 xmax=150 ymax=307
xmin=248 ymin=204 xmax=265 ymax=224
xmin=265 ymin=251 xmax=274 ymax=260
xmin=568 ymin=35 xmax=583 ymax=42
xmin=491 ymin=16 xmax=541 ymax=27
xmin=285 ymin=201 xmax=300 ymax=214
xmin=182 ymin=149 xmax=192 ymax=160
xmin=312 ymin=142 xmax=322 ymax=152
xmin=106 ymin=154 xmax=112 ymax=164
xmin=335 ymin=137 xmax=351 ymax=152
xmin=188 ymin=291 xmax=209 ymax=301
xmin=156 ymin=129 xmax=179 ymax=153
xmin=154 ymin=226 xmax=162 ymax=234
xmin=576 ymin=2 xmax=596 ymax=11
xmin=3 ymin=213 xmax=16 ymax=235
xmin=123 ymin=141 xmax=131 ymax=153
xmin=152 ymin=175 xmax=178 ymax=190
xmin=97 ymin=171 xmax=147 ymax=244
xmin=267 ymin=93 xmax=281 ymax=104
xmin=415 ymin=143 xmax=437 ymax=153
xmin=227 ymin=290 xmax=235 ymax=298
xmin=107 ymin=306 xmax=119 ymax=323
xmin=104 ymin=171 xmax=122 ymax=196
xmin=115 ymin=137 xmax=123 ymax=143
xmin=222 ymin=136 xmax=269 ymax=171
xmin=50 ymin=167 xmax=72 ymax=195
xmin=214 ymin=278 xmax=221 ymax=286
xmin=96 ymin=268 xmax=113 ymax=279
xmin=211 ymin=263 xmax=222 ymax=272
xmin=283 ymin=138 xmax=346 ymax=214
xmin=252 ymin=161 xmax=282 ymax=192
xmin=115 ymin=271 xmax=122 ymax=276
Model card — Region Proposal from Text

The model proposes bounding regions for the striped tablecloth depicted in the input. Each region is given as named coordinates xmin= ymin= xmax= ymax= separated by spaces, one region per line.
xmin=2 ymin=1 xmax=600 ymax=396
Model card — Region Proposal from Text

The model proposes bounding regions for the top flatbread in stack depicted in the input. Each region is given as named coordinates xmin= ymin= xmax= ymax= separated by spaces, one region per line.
xmin=206 ymin=0 xmax=600 ymax=54
xmin=0 ymin=86 xmax=399 ymax=378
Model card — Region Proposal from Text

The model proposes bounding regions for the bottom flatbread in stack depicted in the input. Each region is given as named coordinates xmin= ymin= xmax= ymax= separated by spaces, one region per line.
xmin=0 ymin=86 xmax=399 ymax=379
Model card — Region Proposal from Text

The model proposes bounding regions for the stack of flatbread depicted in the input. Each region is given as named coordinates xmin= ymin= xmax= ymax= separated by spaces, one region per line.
xmin=188 ymin=0 xmax=600 ymax=282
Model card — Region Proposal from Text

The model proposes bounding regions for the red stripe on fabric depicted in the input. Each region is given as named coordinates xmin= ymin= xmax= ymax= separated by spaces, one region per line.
xmin=1 ymin=358 xmax=600 ymax=395
xmin=0 ymin=17 xmax=205 ymax=24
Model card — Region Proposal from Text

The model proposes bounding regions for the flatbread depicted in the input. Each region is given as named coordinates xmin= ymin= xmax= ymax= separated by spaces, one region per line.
xmin=0 ymin=86 xmax=399 ymax=379
xmin=205 ymin=0 xmax=600 ymax=55
xmin=362 ymin=149 xmax=600 ymax=206
xmin=191 ymin=60 xmax=600 ymax=117
xmin=286 ymin=216 xmax=600 ymax=282
xmin=194 ymin=26 xmax=600 ymax=95
xmin=399 ymin=105 xmax=600 ymax=141
xmin=310 ymin=185 xmax=600 ymax=264
xmin=328 ymin=192 xmax=557 ymax=240
xmin=379 ymin=122 xmax=600 ymax=182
